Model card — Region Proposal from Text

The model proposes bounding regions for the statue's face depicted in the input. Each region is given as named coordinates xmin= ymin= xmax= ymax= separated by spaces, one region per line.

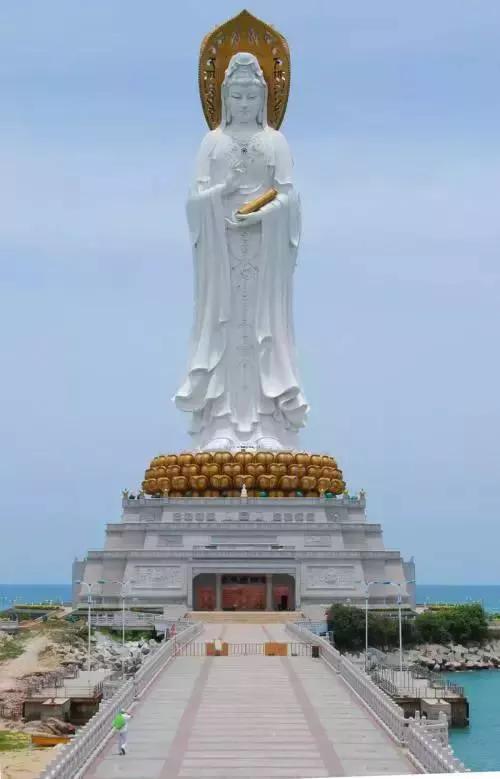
xmin=227 ymin=81 xmax=262 ymax=125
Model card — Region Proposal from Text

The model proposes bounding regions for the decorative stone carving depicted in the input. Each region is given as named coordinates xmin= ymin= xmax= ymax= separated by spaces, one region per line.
xmin=134 ymin=565 xmax=183 ymax=589
xmin=304 ymin=536 xmax=332 ymax=547
xmin=157 ymin=536 xmax=183 ymax=547
xmin=306 ymin=565 xmax=355 ymax=589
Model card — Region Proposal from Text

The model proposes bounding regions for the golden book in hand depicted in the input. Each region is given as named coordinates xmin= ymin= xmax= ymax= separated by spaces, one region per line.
xmin=237 ymin=188 xmax=278 ymax=215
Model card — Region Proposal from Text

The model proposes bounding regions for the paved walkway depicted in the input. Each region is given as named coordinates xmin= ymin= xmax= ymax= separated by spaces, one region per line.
xmin=83 ymin=623 xmax=415 ymax=778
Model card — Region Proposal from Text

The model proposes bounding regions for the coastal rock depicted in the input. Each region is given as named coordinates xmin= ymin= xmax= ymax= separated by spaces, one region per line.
xmin=22 ymin=720 xmax=57 ymax=735
xmin=44 ymin=717 xmax=76 ymax=735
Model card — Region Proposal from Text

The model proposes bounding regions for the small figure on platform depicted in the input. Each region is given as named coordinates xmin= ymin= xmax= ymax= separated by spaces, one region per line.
xmin=113 ymin=708 xmax=132 ymax=755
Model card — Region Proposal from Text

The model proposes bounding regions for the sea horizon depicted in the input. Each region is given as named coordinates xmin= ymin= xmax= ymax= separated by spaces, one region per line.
xmin=1 ymin=582 xmax=500 ymax=610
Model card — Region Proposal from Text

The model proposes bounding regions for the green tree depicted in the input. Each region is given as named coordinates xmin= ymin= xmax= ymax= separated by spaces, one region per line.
xmin=326 ymin=604 xmax=365 ymax=651
xmin=414 ymin=603 xmax=488 ymax=644
xmin=326 ymin=604 xmax=409 ymax=651
xmin=414 ymin=610 xmax=451 ymax=643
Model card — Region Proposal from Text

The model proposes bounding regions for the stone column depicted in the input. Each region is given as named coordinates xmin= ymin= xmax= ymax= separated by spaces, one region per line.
xmin=186 ymin=565 xmax=193 ymax=609
xmin=266 ymin=574 xmax=273 ymax=611
xmin=215 ymin=574 xmax=222 ymax=610
xmin=294 ymin=568 xmax=301 ymax=609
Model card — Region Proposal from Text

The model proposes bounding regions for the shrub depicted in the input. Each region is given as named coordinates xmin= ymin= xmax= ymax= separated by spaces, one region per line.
xmin=414 ymin=610 xmax=451 ymax=644
xmin=326 ymin=604 xmax=365 ymax=651
xmin=325 ymin=602 xmax=488 ymax=652
xmin=414 ymin=603 xmax=488 ymax=644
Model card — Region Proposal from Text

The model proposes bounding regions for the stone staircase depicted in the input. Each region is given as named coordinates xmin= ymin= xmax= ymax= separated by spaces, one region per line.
xmin=187 ymin=610 xmax=304 ymax=624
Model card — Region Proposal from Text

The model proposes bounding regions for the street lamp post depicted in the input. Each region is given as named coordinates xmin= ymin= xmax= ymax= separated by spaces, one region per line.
xmin=76 ymin=580 xmax=105 ymax=672
xmin=379 ymin=579 xmax=416 ymax=672
xmin=364 ymin=581 xmax=382 ymax=671
xmin=379 ymin=580 xmax=403 ymax=672
xmin=109 ymin=579 xmax=135 ymax=673
xmin=397 ymin=590 xmax=403 ymax=672
xmin=363 ymin=579 xmax=415 ymax=672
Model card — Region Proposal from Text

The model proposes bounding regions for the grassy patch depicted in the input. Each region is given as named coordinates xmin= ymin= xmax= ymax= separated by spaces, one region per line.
xmin=40 ymin=619 xmax=88 ymax=648
xmin=97 ymin=627 xmax=156 ymax=642
xmin=0 ymin=730 xmax=31 ymax=751
xmin=0 ymin=634 xmax=29 ymax=661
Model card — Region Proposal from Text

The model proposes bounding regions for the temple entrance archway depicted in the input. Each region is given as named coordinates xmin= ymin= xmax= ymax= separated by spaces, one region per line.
xmin=192 ymin=573 xmax=296 ymax=611
xmin=193 ymin=573 xmax=216 ymax=610
xmin=272 ymin=573 xmax=295 ymax=611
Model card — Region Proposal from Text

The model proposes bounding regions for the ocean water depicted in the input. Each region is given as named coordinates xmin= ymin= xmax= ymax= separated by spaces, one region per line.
xmin=0 ymin=583 xmax=500 ymax=612
xmin=2 ymin=583 xmax=499 ymax=610
xmin=446 ymin=670 xmax=500 ymax=771
xmin=0 ymin=583 xmax=72 ymax=610
xmin=416 ymin=584 xmax=500 ymax=613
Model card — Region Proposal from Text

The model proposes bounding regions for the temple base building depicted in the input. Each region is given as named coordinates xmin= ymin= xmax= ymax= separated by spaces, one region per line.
xmin=74 ymin=454 xmax=415 ymax=615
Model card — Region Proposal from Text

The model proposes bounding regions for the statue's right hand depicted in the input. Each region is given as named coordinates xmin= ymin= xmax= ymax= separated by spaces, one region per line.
xmin=222 ymin=164 xmax=243 ymax=195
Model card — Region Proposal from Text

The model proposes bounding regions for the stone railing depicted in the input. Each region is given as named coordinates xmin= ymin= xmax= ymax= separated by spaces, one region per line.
xmin=124 ymin=494 xmax=363 ymax=508
xmin=0 ymin=618 xmax=19 ymax=631
xmin=286 ymin=623 xmax=468 ymax=773
xmin=87 ymin=548 xmax=401 ymax=561
xmin=90 ymin=613 xmax=195 ymax=632
xmin=413 ymin=711 xmax=449 ymax=747
xmin=37 ymin=623 xmax=202 ymax=779
xmin=406 ymin=714 xmax=465 ymax=772
xmin=294 ymin=619 xmax=328 ymax=636
xmin=90 ymin=611 xmax=155 ymax=627
xmin=372 ymin=665 xmax=465 ymax=699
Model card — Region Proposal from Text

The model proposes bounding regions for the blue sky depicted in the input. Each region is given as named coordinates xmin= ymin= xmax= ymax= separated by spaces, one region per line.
xmin=1 ymin=1 xmax=499 ymax=584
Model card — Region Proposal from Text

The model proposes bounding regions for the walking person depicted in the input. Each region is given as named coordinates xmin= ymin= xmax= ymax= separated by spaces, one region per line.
xmin=113 ymin=708 xmax=132 ymax=755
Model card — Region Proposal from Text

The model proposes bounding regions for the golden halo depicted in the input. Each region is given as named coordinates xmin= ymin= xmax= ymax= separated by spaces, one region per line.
xmin=198 ymin=9 xmax=291 ymax=130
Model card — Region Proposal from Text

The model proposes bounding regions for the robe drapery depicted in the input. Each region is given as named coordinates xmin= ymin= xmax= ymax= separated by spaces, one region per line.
xmin=174 ymin=126 xmax=308 ymax=449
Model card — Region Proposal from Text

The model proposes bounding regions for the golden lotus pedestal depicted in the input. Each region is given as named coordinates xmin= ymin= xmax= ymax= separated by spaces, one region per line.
xmin=142 ymin=450 xmax=346 ymax=499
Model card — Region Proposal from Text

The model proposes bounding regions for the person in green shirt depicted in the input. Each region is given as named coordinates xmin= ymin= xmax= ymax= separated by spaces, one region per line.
xmin=113 ymin=709 xmax=132 ymax=755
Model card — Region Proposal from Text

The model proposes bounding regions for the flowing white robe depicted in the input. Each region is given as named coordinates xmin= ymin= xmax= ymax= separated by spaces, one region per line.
xmin=175 ymin=125 xmax=308 ymax=449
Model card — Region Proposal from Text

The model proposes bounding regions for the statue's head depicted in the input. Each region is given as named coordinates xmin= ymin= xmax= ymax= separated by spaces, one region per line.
xmin=221 ymin=52 xmax=267 ymax=128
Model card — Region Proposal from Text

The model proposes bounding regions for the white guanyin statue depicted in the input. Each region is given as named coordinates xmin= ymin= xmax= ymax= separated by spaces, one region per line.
xmin=174 ymin=52 xmax=309 ymax=451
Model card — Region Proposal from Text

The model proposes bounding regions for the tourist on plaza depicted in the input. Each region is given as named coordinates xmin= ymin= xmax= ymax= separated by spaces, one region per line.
xmin=113 ymin=708 xmax=132 ymax=755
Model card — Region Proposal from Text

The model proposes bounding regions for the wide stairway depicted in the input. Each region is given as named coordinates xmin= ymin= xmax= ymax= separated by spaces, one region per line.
xmin=186 ymin=610 xmax=304 ymax=624
xmin=82 ymin=622 xmax=415 ymax=778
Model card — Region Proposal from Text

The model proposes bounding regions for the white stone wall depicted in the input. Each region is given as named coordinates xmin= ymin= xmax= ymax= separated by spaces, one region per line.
xmin=75 ymin=494 xmax=414 ymax=609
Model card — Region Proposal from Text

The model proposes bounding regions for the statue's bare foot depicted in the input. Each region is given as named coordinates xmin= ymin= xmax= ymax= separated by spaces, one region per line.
xmin=256 ymin=437 xmax=283 ymax=451
xmin=204 ymin=437 xmax=235 ymax=451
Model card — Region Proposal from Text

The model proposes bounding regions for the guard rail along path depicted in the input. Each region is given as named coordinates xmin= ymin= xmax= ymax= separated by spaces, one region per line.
xmin=37 ymin=622 xmax=201 ymax=779
xmin=287 ymin=623 xmax=468 ymax=773
xmin=89 ymin=611 xmax=193 ymax=631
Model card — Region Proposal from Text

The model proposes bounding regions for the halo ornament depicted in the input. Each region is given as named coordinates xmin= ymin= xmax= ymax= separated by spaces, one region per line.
xmin=198 ymin=9 xmax=291 ymax=130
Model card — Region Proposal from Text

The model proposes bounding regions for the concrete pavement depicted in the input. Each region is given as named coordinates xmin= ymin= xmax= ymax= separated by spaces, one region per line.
xmin=82 ymin=623 xmax=415 ymax=778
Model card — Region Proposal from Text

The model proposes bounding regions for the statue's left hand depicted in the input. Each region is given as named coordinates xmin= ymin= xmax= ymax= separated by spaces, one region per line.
xmin=225 ymin=210 xmax=263 ymax=229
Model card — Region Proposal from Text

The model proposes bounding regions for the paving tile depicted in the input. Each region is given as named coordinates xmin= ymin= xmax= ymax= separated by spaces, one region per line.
xmin=178 ymin=769 xmax=328 ymax=778
xmin=92 ymin=757 xmax=164 ymax=778
xmin=340 ymin=758 xmax=416 ymax=775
